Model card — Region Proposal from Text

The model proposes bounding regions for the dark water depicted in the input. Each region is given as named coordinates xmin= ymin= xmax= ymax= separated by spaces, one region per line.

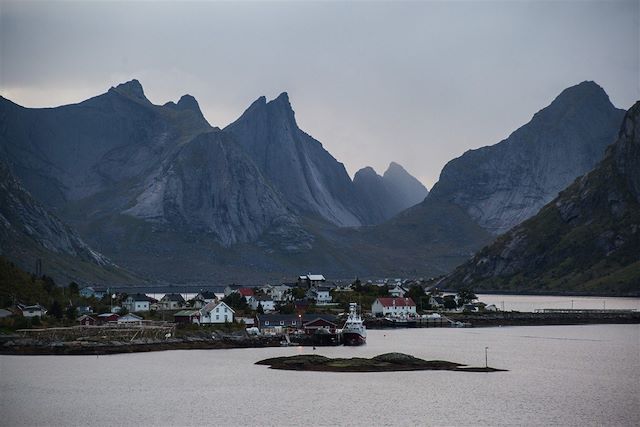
xmin=1 ymin=324 xmax=639 ymax=426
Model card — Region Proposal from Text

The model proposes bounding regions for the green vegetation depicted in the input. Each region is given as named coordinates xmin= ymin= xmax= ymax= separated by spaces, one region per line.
xmin=0 ymin=256 xmax=114 ymax=330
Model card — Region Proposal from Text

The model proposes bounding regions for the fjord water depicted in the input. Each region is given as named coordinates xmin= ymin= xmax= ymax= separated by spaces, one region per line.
xmin=2 ymin=324 xmax=639 ymax=426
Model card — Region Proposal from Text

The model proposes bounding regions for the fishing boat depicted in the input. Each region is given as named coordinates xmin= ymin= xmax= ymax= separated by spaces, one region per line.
xmin=342 ymin=303 xmax=367 ymax=345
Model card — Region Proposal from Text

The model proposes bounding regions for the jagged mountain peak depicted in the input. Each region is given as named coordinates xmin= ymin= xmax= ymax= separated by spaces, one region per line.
xmin=109 ymin=79 xmax=148 ymax=102
xmin=354 ymin=166 xmax=380 ymax=179
xmin=428 ymin=82 xmax=625 ymax=235
xmin=177 ymin=94 xmax=199 ymax=110
xmin=383 ymin=161 xmax=413 ymax=179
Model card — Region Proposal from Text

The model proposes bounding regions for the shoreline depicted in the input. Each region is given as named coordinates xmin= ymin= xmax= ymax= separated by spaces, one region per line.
xmin=2 ymin=314 xmax=638 ymax=356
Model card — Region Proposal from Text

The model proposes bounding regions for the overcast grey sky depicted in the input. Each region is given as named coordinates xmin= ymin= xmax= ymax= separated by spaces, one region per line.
xmin=1 ymin=0 xmax=638 ymax=187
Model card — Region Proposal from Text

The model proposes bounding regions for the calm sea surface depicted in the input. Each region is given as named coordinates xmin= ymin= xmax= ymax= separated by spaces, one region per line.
xmin=1 ymin=324 xmax=639 ymax=426
xmin=477 ymin=294 xmax=640 ymax=312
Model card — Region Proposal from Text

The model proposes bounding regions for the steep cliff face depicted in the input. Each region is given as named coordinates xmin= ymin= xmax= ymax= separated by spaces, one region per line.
xmin=428 ymin=81 xmax=625 ymax=235
xmin=0 ymin=162 xmax=139 ymax=285
xmin=124 ymin=131 xmax=299 ymax=246
xmin=224 ymin=93 xmax=368 ymax=226
xmin=0 ymin=80 xmax=212 ymax=208
xmin=353 ymin=163 xmax=429 ymax=223
xmin=444 ymin=101 xmax=640 ymax=295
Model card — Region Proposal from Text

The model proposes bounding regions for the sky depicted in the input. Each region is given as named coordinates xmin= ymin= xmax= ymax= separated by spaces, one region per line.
xmin=1 ymin=0 xmax=638 ymax=188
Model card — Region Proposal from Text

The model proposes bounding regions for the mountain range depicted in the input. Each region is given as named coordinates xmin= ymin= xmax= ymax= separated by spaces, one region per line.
xmin=443 ymin=101 xmax=640 ymax=295
xmin=0 ymin=79 xmax=632 ymax=290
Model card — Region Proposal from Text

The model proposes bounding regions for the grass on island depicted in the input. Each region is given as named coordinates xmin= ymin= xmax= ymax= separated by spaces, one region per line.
xmin=256 ymin=352 xmax=507 ymax=373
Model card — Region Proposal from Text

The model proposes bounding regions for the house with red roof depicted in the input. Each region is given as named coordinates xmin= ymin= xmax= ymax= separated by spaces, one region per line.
xmin=371 ymin=297 xmax=417 ymax=317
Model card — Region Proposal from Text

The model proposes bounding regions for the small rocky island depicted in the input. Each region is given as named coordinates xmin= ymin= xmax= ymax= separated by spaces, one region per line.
xmin=256 ymin=352 xmax=507 ymax=373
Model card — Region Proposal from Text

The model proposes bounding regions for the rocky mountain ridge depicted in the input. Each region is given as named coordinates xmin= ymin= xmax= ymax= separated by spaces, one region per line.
xmin=428 ymin=81 xmax=625 ymax=235
xmin=443 ymin=101 xmax=640 ymax=295
xmin=0 ymin=161 xmax=140 ymax=285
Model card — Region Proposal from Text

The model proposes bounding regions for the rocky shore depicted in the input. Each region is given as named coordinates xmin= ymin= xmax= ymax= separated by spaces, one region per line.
xmin=0 ymin=333 xmax=316 ymax=356
xmin=256 ymin=352 xmax=507 ymax=373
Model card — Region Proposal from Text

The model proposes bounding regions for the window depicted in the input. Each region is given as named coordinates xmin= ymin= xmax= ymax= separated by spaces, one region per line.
xmin=280 ymin=321 xmax=284 ymax=325
xmin=216 ymin=307 xmax=219 ymax=313
xmin=216 ymin=315 xmax=219 ymax=320
xmin=224 ymin=307 xmax=227 ymax=313
xmin=265 ymin=321 xmax=270 ymax=326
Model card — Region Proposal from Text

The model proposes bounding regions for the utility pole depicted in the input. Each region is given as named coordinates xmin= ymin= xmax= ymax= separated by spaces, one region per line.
xmin=485 ymin=346 xmax=489 ymax=368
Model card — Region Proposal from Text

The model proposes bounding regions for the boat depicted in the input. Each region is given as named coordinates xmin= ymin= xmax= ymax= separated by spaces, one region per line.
xmin=342 ymin=303 xmax=367 ymax=346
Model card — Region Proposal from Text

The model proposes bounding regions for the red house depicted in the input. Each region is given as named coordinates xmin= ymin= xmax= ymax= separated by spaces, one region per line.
xmin=77 ymin=315 xmax=97 ymax=325
xmin=96 ymin=313 xmax=119 ymax=324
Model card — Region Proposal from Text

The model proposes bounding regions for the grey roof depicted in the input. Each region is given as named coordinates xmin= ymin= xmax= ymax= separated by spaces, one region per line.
xmin=0 ymin=308 xmax=14 ymax=318
xmin=129 ymin=293 xmax=152 ymax=302
xmin=197 ymin=291 xmax=217 ymax=299
xmin=162 ymin=293 xmax=185 ymax=302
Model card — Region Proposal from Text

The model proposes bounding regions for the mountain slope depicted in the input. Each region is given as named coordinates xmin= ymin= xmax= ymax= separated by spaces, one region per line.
xmin=443 ymin=101 xmax=640 ymax=295
xmin=428 ymin=81 xmax=625 ymax=235
xmin=0 ymin=161 xmax=140 ymax=285
xmin=0 ymin=80 xmax=212 ymax=208
xmin=224 ymin=93 xmax=369 ymax=226
xmin=353 ymin=163 xmax=428 ymax=223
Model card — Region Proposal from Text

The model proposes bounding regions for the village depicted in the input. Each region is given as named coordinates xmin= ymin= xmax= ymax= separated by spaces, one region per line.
xmin=1 ymin=273 xmax=495 ymax=340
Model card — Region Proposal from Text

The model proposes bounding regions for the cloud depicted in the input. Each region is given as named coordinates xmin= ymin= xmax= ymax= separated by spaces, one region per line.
xmin=1 ymin=0 xmax=637 ymax=187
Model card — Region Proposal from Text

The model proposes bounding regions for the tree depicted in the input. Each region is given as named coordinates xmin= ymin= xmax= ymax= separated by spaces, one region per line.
xmin=65 ymin=305 xmax=77 ymax=321
xmin=222 ymin=292 xmax=248 ymax=311
xmin=68 ymin=282 xmax=79 ymax=295
xmin=118 ymin=306 xmax=129 ymax=316
xmin=256 ymin=302 xmax=264 ymax=314
xmin=49 ymin=300 xmax=63 ymax=320
xmin=42 ymin=275 xmax=56 ymax=294
xmin=443 ymin=295 xmax=457 ymax=310
xmin=406 ymin=285 xmax=426 ymax=306
xmin=456 ymin=288 xmax=477 ymax=307
xmin=276 ymin=302 xmax=295 ymax=314
xmin=290 ymin=287 xmax=306 ymax=300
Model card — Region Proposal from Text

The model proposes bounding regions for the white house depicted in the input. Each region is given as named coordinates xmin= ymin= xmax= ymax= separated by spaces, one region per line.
xmin=248 ymin=295 xmax=276 ymax=312
xmin=159 ymin=293 xmax=185 ymax=310
xmin=306 ymin=286 xmax=332 ymax=305
xmin=388 ymin=284 xmax=407 ymax=297
xmin=124 ymin=294 xmax=151 ymax=312
xmin=263 ymin=284 xmax=292 ymax=302
xmin=18 ymin=304 xmax=47 ymax=318
xmin=198 ymin=301 xmax=235 ymax=324
xmin=371 ymin=297 xmax=417 ymax=317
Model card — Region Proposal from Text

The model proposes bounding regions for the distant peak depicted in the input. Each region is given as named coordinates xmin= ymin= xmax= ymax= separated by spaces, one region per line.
xmin=110 ymin=79 xmax=148 ymax=102
xmin=246 ymin=95 xmax=267 ymax=112
xmin=553 ymin=80 xmax=610 ymax=107
xmin=386 ymin=161 xmax=406 ymax=173
xmin=355 ymin=166 xmax=379 ymax=178
xmin=268 ymin=91 xmax=296 ymax=121
xmin=275 ymin=92 xmax=289 ymax=103
xmin=177 ymin=94 xmax=200 ymax=111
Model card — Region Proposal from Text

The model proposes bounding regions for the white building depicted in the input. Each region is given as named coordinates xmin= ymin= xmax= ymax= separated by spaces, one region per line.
xmin=388 ymin=284 xmax=407 ymax=297
xmin=306 ymin=286 xmax=332 ymax=305
xmin=123 ymin=294 xmax=151 ymax=312
xmin=248 ymin=296 xmax=276 ymax=312
xmin=371 ymin=297 xmax=417 ymax=317
xmin=198 ymin=301 xmax=235 ymax=324
xmin=19 ymin=304 xmax=47 ymax=318
xmin=159 ymin=293 xmax=185 ymax=310
xmin=265 ymin=284 xmax=293 ymax=302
